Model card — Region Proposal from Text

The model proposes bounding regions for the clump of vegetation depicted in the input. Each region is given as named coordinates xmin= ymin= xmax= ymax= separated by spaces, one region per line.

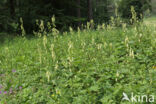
xmin=0 ymin=15 xmax=156 ymax=103
xmin=118 ymin=0 xmax=151 ymax=20
xmin=0 ymin=0 xmax=155 ymax=103
xmin=0 ymin=0 xmax=152 ymax=33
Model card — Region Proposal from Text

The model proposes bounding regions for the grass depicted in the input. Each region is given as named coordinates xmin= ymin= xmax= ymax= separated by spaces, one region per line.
xmin=0 ymin=18 xmax=156 ymax=103
xmin=144 ymin=15 xmax=156 ymax=25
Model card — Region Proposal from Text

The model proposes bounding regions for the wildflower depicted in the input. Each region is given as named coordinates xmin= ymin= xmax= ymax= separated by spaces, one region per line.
xmin=12 ymin=69 xmax=16 ymax=73
xmin=19 ymin=86 xmax=22 ymax=90
xmin=0 ymin=91 xmax=2 ymax=94
xmin=0 ymin=85 xmax=2 ymax=89
xmin=9 ymin=88 xmax=13 ymax=94
xmin=4 ymin=91 xmax=7 ymax=94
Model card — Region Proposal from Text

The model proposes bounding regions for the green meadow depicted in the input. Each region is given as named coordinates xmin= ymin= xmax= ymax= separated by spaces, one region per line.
xmin=0 ymin=17 xmax=156 ymax=103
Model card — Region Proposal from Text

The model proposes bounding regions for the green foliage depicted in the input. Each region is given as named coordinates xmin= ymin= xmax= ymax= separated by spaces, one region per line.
xmin=0 ymin=0 xmax=86 ymax=33
xmin=0 ymin=0 xmax=153 ymax=33
xmin=118 ymin=0 xmax=151 ymax=19
xmin=0 ymin=19 xmax=156 ymax=103
xmin=0 ymin=0 xmax=17 ymax=32
xmin=93 ymin=0 xmax=114 ymax=24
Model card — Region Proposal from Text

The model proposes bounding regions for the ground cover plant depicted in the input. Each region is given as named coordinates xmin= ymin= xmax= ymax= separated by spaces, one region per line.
xmin=0 ymin=17 xmax=156 ymax=104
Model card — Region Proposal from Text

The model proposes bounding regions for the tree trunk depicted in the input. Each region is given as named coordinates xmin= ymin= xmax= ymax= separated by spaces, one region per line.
xmin=9 ymin=0 xmax=15 ymax=18
xmin=77 ymin=0 xmax=81 ymax=27
xmin=87 ymin=0 xmax=93 ymax=21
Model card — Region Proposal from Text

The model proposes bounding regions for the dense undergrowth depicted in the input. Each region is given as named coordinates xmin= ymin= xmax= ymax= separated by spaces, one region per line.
xmin=0 ymin=18 xmax=156 ymax=104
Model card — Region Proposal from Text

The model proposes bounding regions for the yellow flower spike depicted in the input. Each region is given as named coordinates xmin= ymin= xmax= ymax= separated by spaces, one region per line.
xmin=55 ymin=61 xmax=59 ymax=70
xmin=97 ymin=25 xmax=101 ymax=31
xmin=56 ymin=90 xmax=61 ymax=95
xmin=51 ymin=44 xmax=56 ymax=61
xmin=40 ymin=20 xmax=44 ymax=32
xmin=110 ymin=43 xmax=113 ymax=48
xmin=139 ymin=33 xmax=142 ymax=38
xmin=68 ymin=41 xmax=73 ymax=53
xmin=77 ymin=27 xmax=81 ymax=37
xmin=102 ymin=23 xmax=105 ymax=30
xmin=90 ymin=19 xmax=94 ymax=29
xmin=46 ymin=71 xmax=50 ymax=82
xmin=51 ymin=94 xmax=55 ymax=97
xmin=104 ymin=42 xmax=107 ymax=48
xmin=63 ymin=31 xmax=67 ymax=35
xmin=97 ymin=44 xmax=102 ymax=50
xmin=51 ymin=15 xmax=55 ymax=23
xmin=69 ymin=26 xmax=73 ymax=34
xmin=152 ymin=66 xmax=156 ymax=69
xmin=116 ymin=71 xmax=119 ymax=77
xmin=87 ymin=22 xmax=90 ymax=30
xmin=43 ymin=35 xmax=47 ymax=48
xmin=20 ymin=17 xmax=26 ymax=36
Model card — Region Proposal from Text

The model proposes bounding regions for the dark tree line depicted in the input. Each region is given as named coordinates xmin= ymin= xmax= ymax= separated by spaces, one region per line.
xmin=0 ymin=0 xmax=152 ymax=33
